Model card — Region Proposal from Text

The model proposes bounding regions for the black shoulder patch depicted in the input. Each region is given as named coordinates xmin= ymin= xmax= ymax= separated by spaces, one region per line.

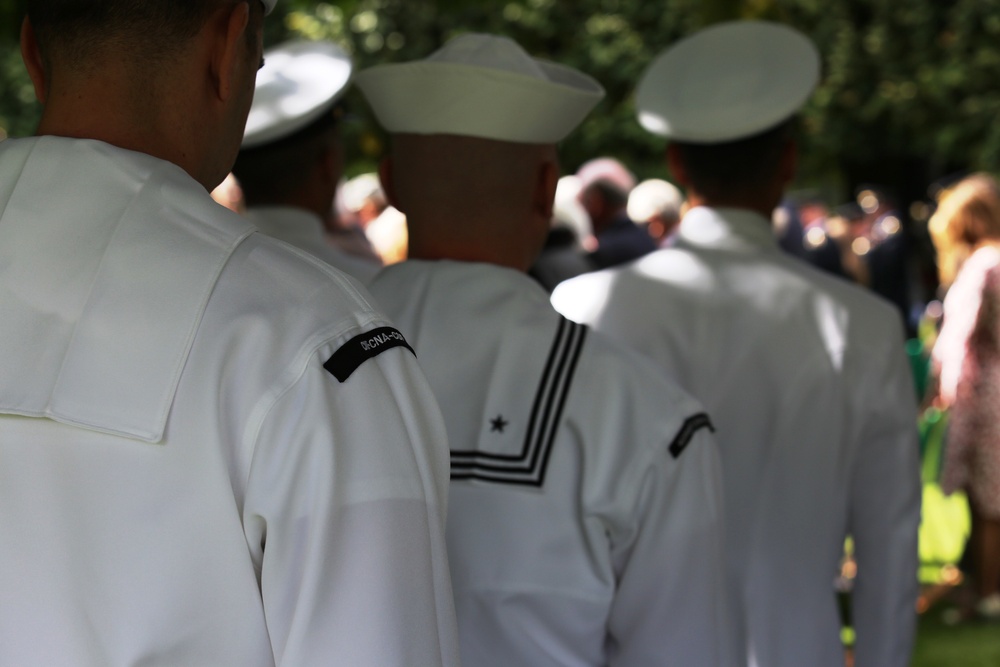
xmin=669 ymin=413 xmax=714 ymax=459
xmin=323 ymin=327 xmax=415 ymax=383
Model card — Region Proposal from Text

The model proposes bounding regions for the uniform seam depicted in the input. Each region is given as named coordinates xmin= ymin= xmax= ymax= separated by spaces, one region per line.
xmin=240 ymin=312 xmax=386 ymax=496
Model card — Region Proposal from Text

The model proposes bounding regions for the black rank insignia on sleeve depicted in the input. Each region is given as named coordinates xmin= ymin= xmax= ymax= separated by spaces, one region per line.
xmin=669 ymin=413 xmax=714 ymax=459
xmin=323 ymin=326 xmax=415 ymax=383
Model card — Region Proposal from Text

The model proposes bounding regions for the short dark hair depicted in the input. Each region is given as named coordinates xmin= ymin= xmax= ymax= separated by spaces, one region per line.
xmin=672 ymin=118 xmax=797 ymax=202
xmin=233 ymin=109 xmax=341 ymax=205
xmin=585 ymin=180 xmax=629 ymax=210
xmin=27 ymin=0 xmax=240 ymax=67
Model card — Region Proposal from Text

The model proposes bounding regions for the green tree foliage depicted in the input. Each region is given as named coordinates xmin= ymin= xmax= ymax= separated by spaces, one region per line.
xmin=1 ymin=0 xmax=1000 ymax=199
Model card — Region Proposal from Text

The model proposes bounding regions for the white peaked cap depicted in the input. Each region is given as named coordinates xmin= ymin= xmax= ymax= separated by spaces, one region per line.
xmin=242 ymin=40 xmax=353 ymax=149
xmin=355 ymin=33 xmax=605 ymax=144
xmin=636 ymin=21 xmax=820 ymax=143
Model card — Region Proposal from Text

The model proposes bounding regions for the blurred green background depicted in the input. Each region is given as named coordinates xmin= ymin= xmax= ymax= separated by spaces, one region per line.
xmin=5 ymin=0 xmax=1000 ymax=208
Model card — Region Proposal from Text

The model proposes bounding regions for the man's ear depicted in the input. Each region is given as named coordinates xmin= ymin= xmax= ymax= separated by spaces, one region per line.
xmin=378 ymin=156 xmax=402 ymax=212
xmin=210 ymin=1 xmax=251 ymax=102
xmin=533 ymin=157 xmax=558 ymax=221
xmin=666 ymin=144 xmax=690 ymax=187
xmin=20 ymin=17 xmax=47 ymax=104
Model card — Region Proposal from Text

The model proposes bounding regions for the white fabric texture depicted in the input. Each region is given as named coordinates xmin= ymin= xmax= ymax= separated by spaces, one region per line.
xmin=370 ymin=260 xmax=732 ymax=667
xmin=245 ymin=206 xmax=381 ymax=283
xmin=0 ymin=137 xmax=458 ymax=667
xmin=552 ymin=206 xmax=921 ymax=667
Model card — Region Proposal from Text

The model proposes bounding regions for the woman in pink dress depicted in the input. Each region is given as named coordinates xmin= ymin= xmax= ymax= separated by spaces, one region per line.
xmin=930 ymin=173 xmax=1000 ymax=619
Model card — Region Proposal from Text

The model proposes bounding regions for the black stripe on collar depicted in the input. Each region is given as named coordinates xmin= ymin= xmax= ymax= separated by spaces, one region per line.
xmin=451 ymin=317 xmax=587 ymax=488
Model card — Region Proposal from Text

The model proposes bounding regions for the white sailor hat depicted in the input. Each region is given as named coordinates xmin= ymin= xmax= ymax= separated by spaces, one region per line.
xmin=242 ymin=40 xmax=353 ymax=149
xmin=355 ymin=33 xmax=605 ymax=144
xmin=636 ymin=21 xmax=820 ymax=143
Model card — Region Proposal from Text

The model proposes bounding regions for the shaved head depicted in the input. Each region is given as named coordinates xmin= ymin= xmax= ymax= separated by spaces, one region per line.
xmin=27 ymin=0 xmax=245 ymax=72
xmin=384 ymin=134 xmax=558 ymax=269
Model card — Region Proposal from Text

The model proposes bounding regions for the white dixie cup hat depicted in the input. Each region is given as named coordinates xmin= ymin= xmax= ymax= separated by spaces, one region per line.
xmin=354 ymin=32 xmax=606 ymax=144
xmin=242 ymin=40 xmax=353 ymax=149
xmin=636 ymin=20 xmax=820 ymax=143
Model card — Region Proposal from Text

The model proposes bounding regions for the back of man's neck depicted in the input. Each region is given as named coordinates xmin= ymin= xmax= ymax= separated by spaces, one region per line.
xmin=687 ymin=194 xmax=776 ymax=222
xmin=36 ymin=77 xmax=204 ymax=186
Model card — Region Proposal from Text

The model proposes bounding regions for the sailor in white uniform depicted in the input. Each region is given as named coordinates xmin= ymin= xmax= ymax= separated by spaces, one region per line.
xmin=552 ymin=21 xmax=921 ymax=667
xmin=357 ymin=34 xmax=732 ymax=667
xmin=1 ymin=3 xmax=458 ymax=665
xmin=234 ymin=40 xmax=382 ymax=283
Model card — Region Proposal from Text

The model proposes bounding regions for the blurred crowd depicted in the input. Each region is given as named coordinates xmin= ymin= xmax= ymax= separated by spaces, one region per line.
xmin=213 ymin=157 xmax=942 ymax=332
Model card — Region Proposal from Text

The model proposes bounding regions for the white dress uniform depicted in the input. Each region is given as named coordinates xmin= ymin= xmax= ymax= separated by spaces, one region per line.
xmin=370 ymin=259 xmax=732 ymax=667
xmin=245 ymin=205 xmax=381 ymax=283
xmin=552 ymin=206 xmax=922 ymax=667
xmin=0 ymin=137 xmax=459 ymax=667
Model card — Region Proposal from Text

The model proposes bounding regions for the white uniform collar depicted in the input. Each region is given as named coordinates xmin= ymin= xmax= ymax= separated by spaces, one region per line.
xmin=0 ymin=137 xmax=254 ymax=443
xmin=676 ymin=206 xmax=779 ymax=254
xmin=373 ymin=260 xmax=575 ymax=475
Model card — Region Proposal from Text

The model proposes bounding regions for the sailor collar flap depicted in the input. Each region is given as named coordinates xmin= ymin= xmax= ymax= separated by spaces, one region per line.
xmin=0 ymin=138 xmax=254 ymax=443
xmin=676 ymin=206 xmax=780 ymax=254
xmin=387 ymin=261 xmax=585 ymax=489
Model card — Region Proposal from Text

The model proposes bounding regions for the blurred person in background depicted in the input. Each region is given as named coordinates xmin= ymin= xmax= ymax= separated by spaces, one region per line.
xmin=577 ymin=157 xmax=657 ymax=268
xmin=358 ymin=32 xmax=732 ymax=667
xmin=234 ymin=40 xmax=381 ymax=283
xmin=553 ymin=21 xmax=921 ymax=667
xmin=211 ymin=172 xmax=246 ymax=213
xmin=530 ymin=175 xmax=597 ymax=291
xmin=627 ymin=178 xmax=684 ymax=247
xmin=774 ymin=193 xmax=849 ymax=280
xmin=335 ymin=171 xmax=386 ymax=264
xmin=364 ymin=203 xmax=409 ymax=265
xmin=929 ymin=173 xmax=1000 ymax=621
xmin=854 ymin=186 xmax=914 ymax=335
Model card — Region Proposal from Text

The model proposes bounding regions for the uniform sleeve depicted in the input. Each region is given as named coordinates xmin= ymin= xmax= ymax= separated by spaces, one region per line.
xmin=241 ymin=330 xmax=460 ymax=667
xmin=849 ymin=327 xmax=921 ymax=667
xmin=606 ymin=425 xmax=734 ymax=667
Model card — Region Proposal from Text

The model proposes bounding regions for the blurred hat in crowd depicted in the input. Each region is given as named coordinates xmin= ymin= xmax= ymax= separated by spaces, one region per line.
xmin=636 ymin=20 xmax=820 ymax=143
xmin=355 ymin=33 xmax=605 ymax=143
xmin=576 ymin=157 xmax=636 ymax=197
xmin=627 ymin=179 xmax=683 ymax=223
xmin=341 ymin=173 xmax=386 ymax=214
xmin=242 ymin=40 xmax=353 ymax=149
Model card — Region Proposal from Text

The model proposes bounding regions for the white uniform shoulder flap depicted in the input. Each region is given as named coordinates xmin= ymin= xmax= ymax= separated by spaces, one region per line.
xmin=0 ymin=137 xmax=254 ymax=443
